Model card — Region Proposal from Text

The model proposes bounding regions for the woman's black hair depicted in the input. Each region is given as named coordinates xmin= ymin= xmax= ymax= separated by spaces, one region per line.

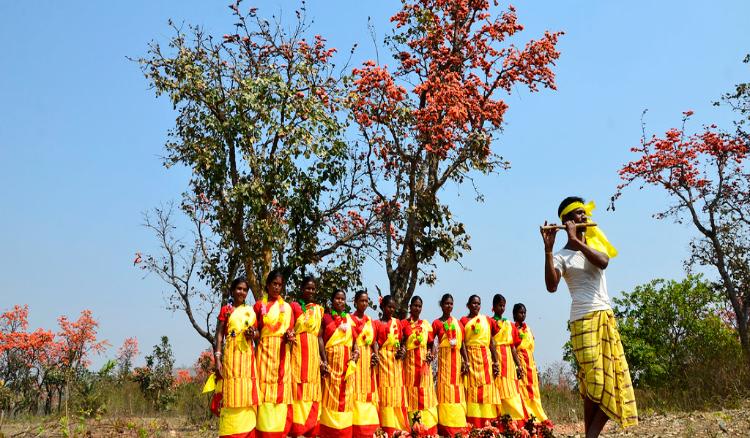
xmin=331 ymin=289 xmax=346 ymax=299
xmin=410 ymin=295 xmax=423 ymax=305
xmin=512 ymin=303 xmax=526 ymax=315
xmin=230 ymin=277 xmax=248 ymax=292
xmin=439 ymin=293 xmax=453 ymax=305
xmin=354 ymin=290 xmax=368 ymax=302
xmin=380 ymin=294 xmax=395 ymax=308
xmin=300 ymin=275 xmax=316 ymax=289
xmin=265 ymin=269 xmax=285 ymax=290
xmin=467 ymin=294 xmax=481 ymax=305
xmin=557 ymin=196 xmax=585 ymax=219
xmin=493 ymin=293 xmax=506 ymax=307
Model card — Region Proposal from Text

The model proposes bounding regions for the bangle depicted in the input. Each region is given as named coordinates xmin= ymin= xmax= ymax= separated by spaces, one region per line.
xmin=214 ymin=352 xmax=222 ymax=357
xmin=545 ymin=251 xmax=553 ymax=255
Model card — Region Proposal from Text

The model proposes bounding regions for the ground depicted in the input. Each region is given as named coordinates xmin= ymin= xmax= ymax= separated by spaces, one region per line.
xmin=2 ymin=402 xmax=750 ymax=437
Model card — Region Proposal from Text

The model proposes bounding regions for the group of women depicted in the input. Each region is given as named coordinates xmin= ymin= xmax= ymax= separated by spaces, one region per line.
xmin=210 ymin=269 xmax=548 ymax=438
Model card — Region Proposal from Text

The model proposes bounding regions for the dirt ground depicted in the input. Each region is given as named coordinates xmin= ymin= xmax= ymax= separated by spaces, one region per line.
xmin=3 ymin=402 xmax=750 ymax=437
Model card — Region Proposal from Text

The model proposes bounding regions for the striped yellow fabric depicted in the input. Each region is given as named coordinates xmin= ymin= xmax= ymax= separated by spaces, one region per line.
xmin=377 ymin=346 xmax=407 ymax=408
xmin=404 ymin=319 xmax=437 ymax=411
xmin=464 ymin=315 xmax=497 ymax=405
xmin=257 ymin=336 xmax=293 ymax=404
xmin=517 ymin=323 xmax=547 ymax=421
xmin=322 ymin=343 xmax=354 ymax=412
xmin=222 ymin=304 xmax=259 ymax=408
xmin=292 ymin=331 xmax=321 ymax=402
xmin=493 ymin=319 xmax=521 ymax=400
xmin=436 ymin=346 xmax=465 ymax=404
xmin=354 ymin=342 xmax=378 ymax=403
xmin=570 ymin=310 xmax=638 ymax=428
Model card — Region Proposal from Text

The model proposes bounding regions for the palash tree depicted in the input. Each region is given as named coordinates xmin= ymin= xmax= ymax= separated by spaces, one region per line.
xmin=614 ymin=109 xmax=750 ymax=359
xmin=349 ymin=0 xmax=562 ymax=314
xmin=136 ymin=1 xmax=377 ymax=344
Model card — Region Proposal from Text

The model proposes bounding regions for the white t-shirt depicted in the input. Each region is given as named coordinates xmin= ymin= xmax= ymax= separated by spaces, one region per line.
xmin=552 ymin=248 xmax=612 ymax=322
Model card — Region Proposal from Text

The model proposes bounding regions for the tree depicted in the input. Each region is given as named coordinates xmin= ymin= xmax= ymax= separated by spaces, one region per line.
xmin=137 ymin=2 xmax=376 ymax=341
xmin=116 ymin=337 xmax=139 ymax=378
xmin=609 ymin=276 xmax=741 ymax=388
xmin=614 ymin=110 xmax=750 ymax=357
xmin=349 ymin=0 xmax=562 ymax=314
xmin=133 ymin=336 xmax=176 ymax=411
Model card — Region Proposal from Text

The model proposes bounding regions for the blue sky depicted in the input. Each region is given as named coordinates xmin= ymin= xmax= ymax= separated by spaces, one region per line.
xmin=1 ymin=1 xmax=748 ymax=370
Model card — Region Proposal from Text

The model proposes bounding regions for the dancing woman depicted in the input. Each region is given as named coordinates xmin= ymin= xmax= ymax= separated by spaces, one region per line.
xmin=403 ymin=296 xmax=438 ymax=434
xmin=491 ymin=294 xmax=526 ymax=422
xmin=512 ymin=303 xmax=547 ymax=422
xmin=318 ymin=289 xmax=360 ymax=438
xmin=290 ymin=277 xmax=325 ymax=437
xmin=253 ymin=270 xmax=295 ymax=438
xmin=375 ymin=295 xmax=409 ymax=435
xmin=541 ymin=196 xmax=638 ymax=437
xmin=214 ymin=277 xmax=260 ymax=438
xmin=350 ymin=291 xmax=380 ymax=438
xmin=460 ymin=295 xmax=500 ymax=428
xmin=432 ymin=293 xmax=469 ymax=437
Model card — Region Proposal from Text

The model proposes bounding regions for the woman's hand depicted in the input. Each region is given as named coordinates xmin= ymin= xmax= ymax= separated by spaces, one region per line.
xmin=516 ymin=366 xmax=525 ymax=380
xmin=284 ymin=329 xmax=296 ymax=344
xmin=395 ymin=346 xmax=406 ymax=360
xmin=320 ymin=361 xmax=330 ymax=378
xmin=214 ymin=358 xmax=223 ymax=380
xmin=351 ymin=349 xmax=360 ymax=363
xmin=370 ymin=352 xmax=379 ymax=367
xmin=461 ymin=361 xmax=469 ymax=376
xmin=426 ymin=352 xmax=435 ymax=364
xmin=492 ymin=362 xmax=500 ymax=377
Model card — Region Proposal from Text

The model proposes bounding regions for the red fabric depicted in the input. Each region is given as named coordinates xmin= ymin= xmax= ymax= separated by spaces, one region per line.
xmin=511 ymin=324 xmax=522 ymax=347
xmin=438 ymin=424 xmax=467 ymax=438
xmin=322 ymin=313 xmax=361 ymax=344
xmin=290 ymin=302 xmax=304 ymax=319
xmin=319 ymin=424 xmax=353 ymax=438
xmin=219 ymin=305 xmax=234 ymax=323
xmin=256 ymin=405 xmax=293 ymax=438
xmin=210 ymin=392 xmax=223 ymax=417
xmin=290 ymin=401 xmax=319 ymax=437
xmin=374 ymin=318 xmax=405 ymax=346
xmin=352 ymin=424 xmax=378 ymax=438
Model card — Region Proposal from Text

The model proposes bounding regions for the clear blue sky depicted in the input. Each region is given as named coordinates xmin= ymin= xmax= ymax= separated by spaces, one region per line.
xmin=1 ymin=1 xmax=748 ymax=370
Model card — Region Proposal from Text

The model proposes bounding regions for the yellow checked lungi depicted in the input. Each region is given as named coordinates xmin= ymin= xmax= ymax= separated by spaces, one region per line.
xmin=569 ymin=309 xmax=638 ymax=428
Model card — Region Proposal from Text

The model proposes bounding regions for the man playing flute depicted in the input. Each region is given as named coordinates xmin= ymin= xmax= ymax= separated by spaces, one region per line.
xmin=540 ymin=196 xmax=638 ymax=438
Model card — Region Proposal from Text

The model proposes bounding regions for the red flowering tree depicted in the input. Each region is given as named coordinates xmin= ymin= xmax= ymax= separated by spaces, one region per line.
xmin=137 ymin=1 xmax=377 ymax=343
xmin=350 ymin=0 xmax=562 ymax=313
xmin=116 ymin=337 xmax=139 ymax=378
xmin=614 ymin=111 xmax=750 ymax=358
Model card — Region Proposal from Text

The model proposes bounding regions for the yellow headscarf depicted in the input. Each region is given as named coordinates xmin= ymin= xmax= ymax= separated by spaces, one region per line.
xmin=559 ymin=200 xmax=618 ymax=258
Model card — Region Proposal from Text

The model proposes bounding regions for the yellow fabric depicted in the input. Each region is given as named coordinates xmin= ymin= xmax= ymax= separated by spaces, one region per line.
xmin=223 ymin=304 xmax=260 ymax=408
xmin=219 ymin=406 xmax=256 ymax=436
xmin=404 ymin=319 xmax=437 ymax=411
xmin=322 ymin=316 xmax=355 ymax=416
xmin=353 ymin=318 xmax=378 ymax=404
xmin=493 ymin=319 xmax=525 ymax=419
xmin=570 ymin=310 xmax=638 ymax=428
xmin=410 ymin=406 xmax=438 ymax=430
xmin=436 ymin=343 xmax=465 ymax=404
xmin=379 ymin=406 xmax=408 ymax=431
xmin=259 ymin=296 xmax=293 ymax=338
xmin=257 ymin=336 xmax=293 ymax=404
xmin=292 ymin=400 xmax=316 ymax=425
xmin=320 ymin=406 xmax=353 ymax=430
xmin=294 ymin=303 xmax=324 ymax=335
xmin=437 ymin=317 xmax=463 ymax=349
xmin=377 ymin=319 xmax=407 ymax=408
xmin=558 ymin=200 xmax=618 ymax=258
xmin=257 ymin=403 xmax=288 ymax=433
xmin=437 ymin=403 xmax=466 ymax=427
xmin=352 ymin=400 xmax=379 ymax=426
xmin=516 ymin=324 xmax=547 ymax=421
xmin=325 ymin=315 xmax=355 ymax=349
xmin=292 ymin=303 xmax=323 ymax=402
xmin=203 ymin=373 xmax=217 ymax=393
xmin=466 ymin=401 xmax=496 ymax=422
xmin=464 ymin=315 xmax=497 ymax=406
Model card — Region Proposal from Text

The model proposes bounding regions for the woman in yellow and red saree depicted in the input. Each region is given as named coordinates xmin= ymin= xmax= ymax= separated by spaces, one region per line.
xmin=491 ymin=294 xmax=527 ymax=423
xmin=318 ymin=290 xmax=360 ymax=438
xmin=289 ymin=276 xmax=325 ymax=437
xmin=214 ymin=278 xmax=260 ymax=438
xmin=375 ymin=295 xmax=409 ymax=435
xmin=403 ymin=295 xmax=438 ymax=435
xmin=513 ymin=304 xmax=548 ymax=422
xmin=432 ymin=293 xmax=469 ymax=438
xmin=253 ymin=270 xmax=295 ymax=438
xmin=350 ymin=291 xmax=379 ymax=438
xmin=460 ymin=295 xmax=501 ymax=428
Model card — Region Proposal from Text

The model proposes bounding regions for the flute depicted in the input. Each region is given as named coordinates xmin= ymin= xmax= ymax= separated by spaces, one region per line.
xmin=540 ymin=222 xmax=597 ymax=231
